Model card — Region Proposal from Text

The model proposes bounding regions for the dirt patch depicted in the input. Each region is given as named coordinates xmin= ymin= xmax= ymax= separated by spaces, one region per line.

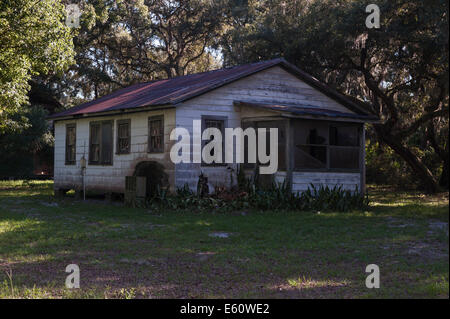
xmin=386 ymin=217 xmax=416 ymax=228
xmin=428 ymin=220 xmax=449 ymax=236
xmin=405 ymin=241 xmax=448 ymax=260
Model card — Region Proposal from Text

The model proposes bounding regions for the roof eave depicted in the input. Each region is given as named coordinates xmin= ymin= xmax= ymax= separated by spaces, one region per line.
xmin=235 ymin=101 xmax=380 ymax=123
xmin=47 ymin=103 xmax=174 ymax=121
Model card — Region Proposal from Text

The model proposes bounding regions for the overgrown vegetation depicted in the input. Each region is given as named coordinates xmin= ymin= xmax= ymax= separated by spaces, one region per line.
xmin=145 ymin=171 xmax=368 ymax=212
xmin=0 ymin=180 xmax=448 ymax=298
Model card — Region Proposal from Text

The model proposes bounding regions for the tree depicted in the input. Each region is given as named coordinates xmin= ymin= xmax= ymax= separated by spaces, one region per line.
xmin=222 ymin=0 xmax=449 ymax=192
xmin=50 ymin=0 xmax=224 ymax=108
xmin=0 ymin=0 xmax=75 ymax=132
xmin=0 ymin=106 xmax=54 ymax=177
xmin=109 ymin=0 xmax=224 ymax=79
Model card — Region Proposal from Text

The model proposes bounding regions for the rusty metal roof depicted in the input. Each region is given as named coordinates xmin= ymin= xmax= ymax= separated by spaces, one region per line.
xmin=49 ymin=58 xmax=374 ymax=119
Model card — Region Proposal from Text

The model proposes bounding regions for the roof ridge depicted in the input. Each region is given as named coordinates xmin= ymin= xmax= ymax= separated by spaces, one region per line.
xmin=145 ymin=57 xmax=284 ymax=82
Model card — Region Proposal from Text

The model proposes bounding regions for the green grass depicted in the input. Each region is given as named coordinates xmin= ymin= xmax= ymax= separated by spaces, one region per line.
xmin=0 ymin=181 xmax=448 ymax=298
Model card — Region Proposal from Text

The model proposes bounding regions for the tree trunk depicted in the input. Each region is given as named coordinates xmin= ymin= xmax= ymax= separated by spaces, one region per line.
xmin=426 ymin=122 xmax=449 ymax=190
xmin=439 ymin=158 xmax=449 ymax=189
xmin=374 ymin=126 xmax=441 ymax=193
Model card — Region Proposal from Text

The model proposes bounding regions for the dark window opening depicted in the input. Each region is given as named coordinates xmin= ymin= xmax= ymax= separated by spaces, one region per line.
xmin=89 ymin=121 xmax=113 ymax=165
xmin=148 ymin=116 xmax=164 ymax=153
xmin=65 ymin=124 xmax=76 ymax=165
xmin=202 ymin=116 xmax=226 ymax=166
xmin=90 ymin=123 xmax=100 ymax=163
xmin=117 ymin=119 xmax=131 ymax=154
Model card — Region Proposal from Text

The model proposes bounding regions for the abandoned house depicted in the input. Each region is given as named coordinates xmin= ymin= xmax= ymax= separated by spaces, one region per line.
xmin=49 ymin=58 xmax=378 ymax=198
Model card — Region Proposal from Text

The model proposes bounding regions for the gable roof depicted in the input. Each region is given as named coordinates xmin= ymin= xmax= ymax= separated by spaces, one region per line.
xmin=49 ymin=58 xmax=374 ymax=120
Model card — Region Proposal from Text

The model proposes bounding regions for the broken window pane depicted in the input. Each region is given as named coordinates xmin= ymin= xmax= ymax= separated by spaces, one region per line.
xmin=148 ymin=116 xmax=164 ymax=153
xmin=117 ymin=121 xmax=130 ymax=154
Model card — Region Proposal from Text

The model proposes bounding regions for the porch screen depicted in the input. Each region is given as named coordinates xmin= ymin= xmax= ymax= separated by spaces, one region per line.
xmin=293 ymin=120 xmax=360 ymax=171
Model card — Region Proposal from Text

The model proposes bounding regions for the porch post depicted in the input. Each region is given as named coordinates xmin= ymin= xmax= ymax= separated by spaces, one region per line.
xmin=285 ymin=118 xmax=294 ymax=192
xmin=360 ymin=124 xmax=366 ymax=195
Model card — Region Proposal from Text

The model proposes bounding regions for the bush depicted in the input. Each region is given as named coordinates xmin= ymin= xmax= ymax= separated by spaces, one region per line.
xmin=145 ymin=179 xmax=368 ymax=213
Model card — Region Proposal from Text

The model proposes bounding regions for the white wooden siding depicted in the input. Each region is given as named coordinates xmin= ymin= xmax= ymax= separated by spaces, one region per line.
xmin=291 ymin=172 xmax=361 ymax=193
xmin=174 ymin=66 xmax=356 ymax=190
xmin=242 ymin=170 xmax=360 ymax=193
xmin=54 ymin=108 xmax=176 ymax=193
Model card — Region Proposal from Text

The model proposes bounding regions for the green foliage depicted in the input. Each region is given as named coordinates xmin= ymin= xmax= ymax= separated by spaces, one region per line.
xmin=0 ymin=106 xmax=54 ymax=177
xmin=57 ymin=0 xmax=224 ymax=107
xmin=366 ymin=128 xmax=447 ymax=190
xmin=298 ymin=184 xmax=368 ymax=212
xmin=221 ymin=0 xmax=449 ymax=192
xmin=366 ymin=139 xmax=418 ymax=188
xmin=145 ymin=181 xmax=368 ymax=213
xmin=0 ymin=0 xmax=75 ymax=131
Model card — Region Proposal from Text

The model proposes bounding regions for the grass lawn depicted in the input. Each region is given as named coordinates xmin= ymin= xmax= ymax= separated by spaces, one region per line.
xmin=0 ymin=180 xmax=448 ymax=299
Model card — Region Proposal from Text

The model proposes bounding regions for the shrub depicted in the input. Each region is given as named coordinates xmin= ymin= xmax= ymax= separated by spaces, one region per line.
xmin=145 ymin=180 xmax=368 ymax=213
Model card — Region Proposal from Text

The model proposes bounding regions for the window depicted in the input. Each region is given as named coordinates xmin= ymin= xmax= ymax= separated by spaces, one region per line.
xmin=148 ymin=116 xmax=164 ymax=153
xmin=117 ymin=119 xmax=131 ymax=154
xmin=90 ymin=123 xmax=101 ymax=163
xmin=202 ymin=116 xmax=226 ymax=166
xmin=294 ymin=120 xmax=360 ymax=171
xmin=65 ymin=124 xmax=76 ymax=165
xmin=89 ymin=121 xmax=113 ymax=165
